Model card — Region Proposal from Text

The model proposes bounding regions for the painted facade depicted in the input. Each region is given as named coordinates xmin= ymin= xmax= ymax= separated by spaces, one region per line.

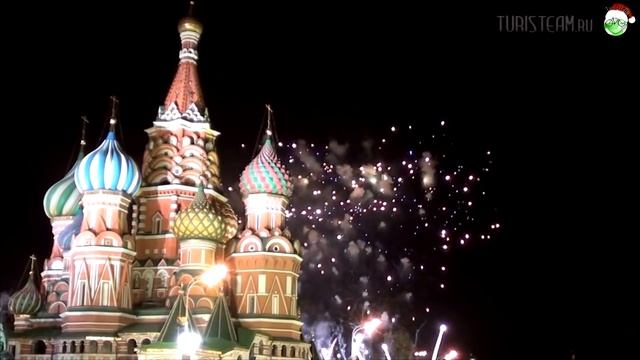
xmin=7 ymin=13 xmax=310 ymax=360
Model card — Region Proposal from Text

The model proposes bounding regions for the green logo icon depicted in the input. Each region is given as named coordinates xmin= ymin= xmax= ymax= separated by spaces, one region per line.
xmin=604 ymin=3 xmax=635 ymax=36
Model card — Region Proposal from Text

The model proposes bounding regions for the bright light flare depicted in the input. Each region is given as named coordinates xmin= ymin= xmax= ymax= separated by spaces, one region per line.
xmin=432 ymin=324 xmax=448 ymax=360
xmin=381 ymin=343 xmax=391 ymax=360
xmin=444 ymin=350 xmax=459 ymax=360
xmin=201 ymin=264 xmax=228 ymax=287
xmin=177 ymin=329 xmax=202 ymax=357
xmin=364 ymin=318 xmax=382 ymax=336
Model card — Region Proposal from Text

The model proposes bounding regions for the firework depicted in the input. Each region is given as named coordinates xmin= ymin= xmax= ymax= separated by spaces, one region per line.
xmin=230 ymin=120 xmax=499 ymax=357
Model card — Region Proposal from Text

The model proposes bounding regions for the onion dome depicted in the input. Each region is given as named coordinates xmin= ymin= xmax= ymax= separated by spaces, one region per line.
xmin=239 ymin=137 xmax=293 ymax=197
xmin=43 ymin=151 xmax=83 ymax=218
xmin=173 ymin=184 xmax=225 ymax=241
xmin=9 ymin=256 xmax=42 ymax=316
xmin=178 ymin=16 xmax=203 ymax=35
xmin=75 ymin=124 xmax=141 ymax=196
xmin=213 ymin=199 xmax=238 ymax=241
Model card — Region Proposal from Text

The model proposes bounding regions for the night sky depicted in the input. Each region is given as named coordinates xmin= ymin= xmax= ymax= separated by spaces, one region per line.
xmin=3 ymin=1 xmax=636 ymax=359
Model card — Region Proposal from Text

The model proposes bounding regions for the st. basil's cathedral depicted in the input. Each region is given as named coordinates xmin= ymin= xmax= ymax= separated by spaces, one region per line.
xmin=4 ymin=12 xmax=311 ymax=360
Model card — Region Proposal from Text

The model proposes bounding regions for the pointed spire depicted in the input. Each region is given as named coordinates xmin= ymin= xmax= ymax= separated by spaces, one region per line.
xmin=253 ymin=104 xmax=275 ymax=157
xmin=188 ymin=0 xmax=195 ymax=17
xmin=80 ymin=116 xmax=89 ymax=152
xmin=160 ymin=7 xmax=206 ymax=120
xmin=265 ymin=104 xmax=274 ymax=137
xmin=28 ymin=254 xmax=36 ymax=277
xmin=263 ymin=104 xmax=276 ymax=147
xmin=202 ymin=296 xmax=237 ymax=342
xmin=157 ymin=289 xmax=198 ymax=343
xmin=109 ymin=96 xmax=119 ymax=132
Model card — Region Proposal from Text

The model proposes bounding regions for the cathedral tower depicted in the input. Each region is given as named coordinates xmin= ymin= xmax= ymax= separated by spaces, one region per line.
xmin=167 ymin=183 xmax=237 ymax=311
xmin=62 ymin=109 xmax=141 ymax=332
xmin=9 ymin=256 xmax=43 ymax=332
xmin=133 ymin=14 xmax=229 ymax=308
xmin=40 ymin=122 xmax=86 ymax=315
xmin=7 ymin=8 xmax=310 ymax=360
xmin=228 ymin=107 xmax=304 ymax=340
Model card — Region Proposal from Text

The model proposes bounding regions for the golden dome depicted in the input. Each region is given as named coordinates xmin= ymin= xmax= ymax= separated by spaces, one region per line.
xmin=173 ymin=184 xmax=225 ymax=242
xmin=178 ymin=17 xmax=203 ymax=35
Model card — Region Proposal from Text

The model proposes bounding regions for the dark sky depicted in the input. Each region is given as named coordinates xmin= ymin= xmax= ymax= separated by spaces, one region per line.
xmin=3 ymin=1 xmax=636 ymax=359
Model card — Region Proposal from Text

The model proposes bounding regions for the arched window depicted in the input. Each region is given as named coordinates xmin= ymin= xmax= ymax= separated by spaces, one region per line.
xmin=152 ymin=212 xmax=163 ymax=234
xmin=247 ymin=294 xmax=257 ymax=314
xmin=79 ymin=341 xmax=85 ymax=353
xmin=272 ymin=344 xmax=278 ymax=356
xmin=70 ymin=341 xmax=76 ymax=353
xmin=272 ymin=294 xmax=279 ymax=315
xmin=142 ymin=338 xmax=151 ymax=346
xmin=62 ymin=341 xmax=67 ymax=353
xmin=32 ymin=340 xmax=46 ymax=354
xmin=48 ymin=301 xmax=67 ymax=314
xmin=144 ymin=271 xmax=154 ymax=299
xmin=101 ymin=282 xmax=110 ymax=306
xmin=127 ymin=339 xmax=137 ymax=354
xmin=101 ymin=341 xmax=113 ymax=354
xmin=158 ymin=271 xmax=169 ymax=288
xmin=133 ymin=272 xmax=141 ymax=289
xmin=281 ymin=345 xmax=287 ymax=357
xmin=88 ymin=340 xmax=98 ymax=353
xmin=290 ymin=346 xmax=296 ymax=357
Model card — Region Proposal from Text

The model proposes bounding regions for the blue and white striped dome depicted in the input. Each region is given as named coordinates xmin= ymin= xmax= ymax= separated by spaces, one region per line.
xmin=74 ymin=131 xmax=141 ymax=196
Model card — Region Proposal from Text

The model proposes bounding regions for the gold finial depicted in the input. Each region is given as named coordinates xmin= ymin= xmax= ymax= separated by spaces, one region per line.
xmin=29 ymin=255 xmax=36 ymax=276
xmin=266 ymin=104 xmax=273 ymax=136
xmin=179 ymin=2 xmax=203 ymax=35
xmin=80 ymin=116 xmax=89 ymax=148
xmin=109 ymin=96 xmax=119 ymax=131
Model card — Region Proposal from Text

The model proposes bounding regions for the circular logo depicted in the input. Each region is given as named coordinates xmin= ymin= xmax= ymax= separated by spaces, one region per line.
xmin=604 ymin=9 xmax=629 ymax=36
